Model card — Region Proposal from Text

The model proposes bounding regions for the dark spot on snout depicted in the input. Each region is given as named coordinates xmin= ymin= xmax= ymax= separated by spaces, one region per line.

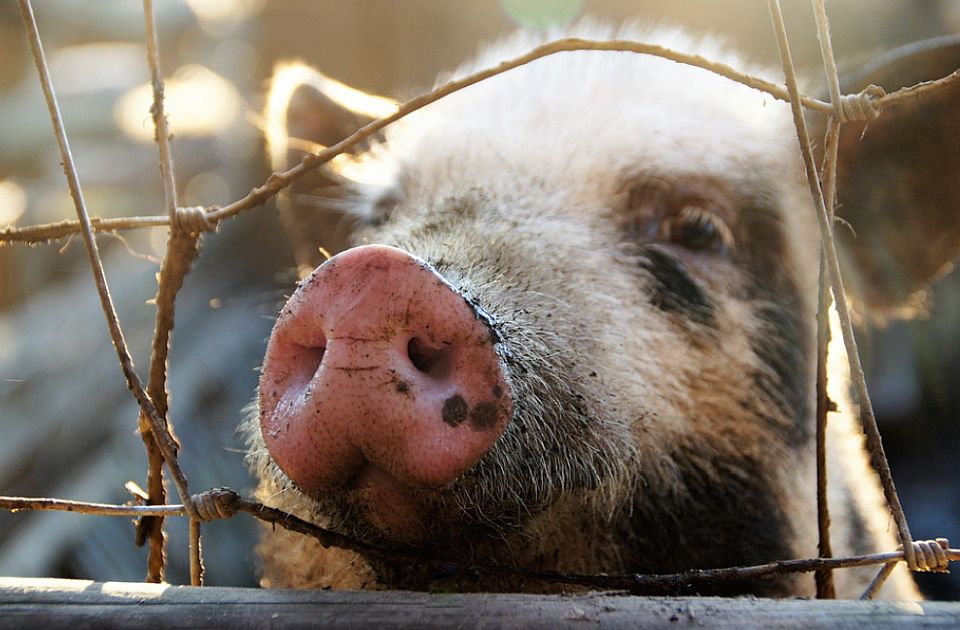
xmin=395 ymin=380 xmax=410 ymax=393
xmin=442 ymin=395 xmax=468 ymax=427
xmin=639 ymin=247 xmax=717 ymax=328
xmin=492 ymin=384 xmax=503 ymax=398
xmin=469 ymin=402 xmax=498 ymax=431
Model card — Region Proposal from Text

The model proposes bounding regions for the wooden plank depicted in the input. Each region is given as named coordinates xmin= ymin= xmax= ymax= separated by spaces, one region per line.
xmin=0 ymin=577 xmax=958 ymax=629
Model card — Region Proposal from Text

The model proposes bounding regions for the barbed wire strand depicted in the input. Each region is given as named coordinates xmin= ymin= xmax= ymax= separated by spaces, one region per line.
xmin=0 ymin=496 xmax=185 ymax=516
xmin=16 ymin=0 xmax=202 ymax=550
xmin=0 ymin=216 xmax=168 ymax=244
xmin=140 ymin=0 xmax=206 ymax=587
xmin=0 ymin=491 xmax=955 ymax=593
xmin=5 ymin=37 xmax=957 ymax=248
xmin=812 ymin=4 xmax=862 ymax=595
xmin=187 ymin=38 xmax=836 ymax=231
xmin=813 ymin=115 xmax=843 ymax=597
xmin=766 ymin=0 xmax=917 ymax=571
xmin=861 ymin=538 xmax=951 ymax=599
xmin=4 ymin=37 xmax=957 ymax=248
xmin=145 ymin=1 xmax=178 ymax=229
xmin=196 ymin=36 xmax=958 ymax=234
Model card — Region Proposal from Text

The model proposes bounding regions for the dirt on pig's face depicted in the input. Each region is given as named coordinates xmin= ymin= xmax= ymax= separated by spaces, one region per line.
xmin=248 ymin=26 xmax=827 ymax=595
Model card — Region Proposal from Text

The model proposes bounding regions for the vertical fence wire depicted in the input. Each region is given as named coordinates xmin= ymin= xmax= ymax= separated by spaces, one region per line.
xmin=16 ymin=0 xmax=204 ymax=582
xmin=141 ymin=0 xmax=205 ymax=586
xmin=766 ymin=0 xmax=918 ymax=571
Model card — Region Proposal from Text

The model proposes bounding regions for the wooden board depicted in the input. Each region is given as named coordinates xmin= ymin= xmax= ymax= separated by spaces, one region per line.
xmin=1 ymin=577 xmax=959 ymax=629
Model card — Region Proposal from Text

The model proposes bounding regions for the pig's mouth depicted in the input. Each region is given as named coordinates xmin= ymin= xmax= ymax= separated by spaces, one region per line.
xmin=327 ymin=464 xmax=453 ymax=546
xmin=296 ymin=459 xmax=520 ymax=553
xmin=347 ymin=465 xmax=427 ymax=541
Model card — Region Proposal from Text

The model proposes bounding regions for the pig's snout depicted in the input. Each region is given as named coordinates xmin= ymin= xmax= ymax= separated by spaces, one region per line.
xmin=259 ymin=245 xmax=512 ymax=500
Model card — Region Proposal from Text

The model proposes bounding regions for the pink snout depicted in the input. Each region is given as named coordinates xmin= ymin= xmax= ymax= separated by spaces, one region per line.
xmin=259 ymin=245 xmax=512 ymax=499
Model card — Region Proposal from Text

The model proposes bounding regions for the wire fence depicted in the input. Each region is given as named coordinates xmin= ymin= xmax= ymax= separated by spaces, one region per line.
xmin=0 ymin=0 xmax=958 ymax=599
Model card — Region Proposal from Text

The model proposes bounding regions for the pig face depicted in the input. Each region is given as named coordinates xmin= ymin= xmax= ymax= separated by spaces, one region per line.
xmin=249 ymin=25 xmax=960 ymax=597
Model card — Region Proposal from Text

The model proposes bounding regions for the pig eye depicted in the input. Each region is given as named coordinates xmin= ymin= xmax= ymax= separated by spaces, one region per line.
xmin=664 ymin=205 xmax=734 ymax=253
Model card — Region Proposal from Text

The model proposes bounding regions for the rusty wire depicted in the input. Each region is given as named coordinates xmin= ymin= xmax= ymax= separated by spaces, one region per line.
xmin=767 ymin=0 xmax=918 ymax=571
xmin=3 ymin=38 xmax=959 ymax=247
xmin=15 ymin=0 xmax=202 ymax=525
xmin=139 ymin=0 xmax=206 ymax=586
xmin=0 ymin=489 xmax=957 ymax=594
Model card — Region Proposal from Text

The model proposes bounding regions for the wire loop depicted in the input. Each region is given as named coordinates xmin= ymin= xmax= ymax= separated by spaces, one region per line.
xmin=836 ymin=85 xmax=886 ymax=123
xmin=911 ymin=538 xmax=951 ymax=573
xmin=189 ymin=488 xmax=239 ymax=522
xmin=173 ymin=206 xmax=217 ymax=233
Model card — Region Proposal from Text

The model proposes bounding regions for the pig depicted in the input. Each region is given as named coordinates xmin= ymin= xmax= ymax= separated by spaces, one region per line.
xmin=245 ymin=24 xmax=960 ymax=598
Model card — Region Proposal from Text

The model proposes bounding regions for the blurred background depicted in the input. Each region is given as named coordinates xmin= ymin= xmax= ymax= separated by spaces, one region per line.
xmin=0 ymin=0 xmax=957 ymax=597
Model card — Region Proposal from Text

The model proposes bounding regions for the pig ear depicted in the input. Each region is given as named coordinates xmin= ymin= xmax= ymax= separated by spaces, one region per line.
xmin=264 ymin=63 xmax=397 ymax=271
xmin=824 ymin=35 xmax=960 ymax=315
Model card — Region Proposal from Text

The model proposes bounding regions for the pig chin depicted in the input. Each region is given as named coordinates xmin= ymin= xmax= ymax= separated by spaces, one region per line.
xmin=299 ymin=458 xmax=519 ymax=552
xmin=331 ymin=465 xmax=444 ymax=546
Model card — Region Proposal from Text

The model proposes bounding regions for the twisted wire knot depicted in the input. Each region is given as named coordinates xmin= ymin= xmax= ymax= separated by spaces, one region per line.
xmin=910 ymin=538 xmax=951 ymax=573
xmin=173 ymin=206 xmax=218 ymax=233
xmin=836 ymin=84 xmax=885 ymax=123
xmin=189 ymin=488 xmax=239 ymax=522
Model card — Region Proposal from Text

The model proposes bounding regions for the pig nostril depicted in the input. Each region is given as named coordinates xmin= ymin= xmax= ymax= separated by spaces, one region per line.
xmin=407 ymin=337 xmax=452 ymax=380
xmin=289 ymin=343 xmax=325 ymax=389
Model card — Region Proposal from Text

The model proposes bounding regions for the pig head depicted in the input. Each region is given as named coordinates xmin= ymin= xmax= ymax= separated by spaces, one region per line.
xmin=248 ymin=26 xmax=960 ymax=598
